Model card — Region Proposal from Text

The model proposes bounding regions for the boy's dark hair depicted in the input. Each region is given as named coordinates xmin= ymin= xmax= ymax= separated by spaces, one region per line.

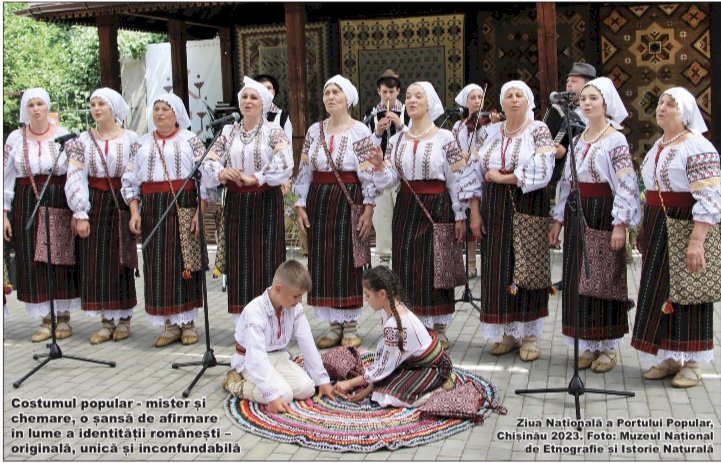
xmin=362 ymin=266 xmax=406 ymax=352
xmin=254 ymin=74 xmax=280 ymax=96
xmin=376 ymin=69 xmax=402 ymax=91
xmin=274 ymin=259 xmax=312 ymax=292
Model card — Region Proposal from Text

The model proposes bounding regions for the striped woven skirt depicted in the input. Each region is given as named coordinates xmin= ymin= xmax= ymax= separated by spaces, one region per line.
xmin=225 ymin=184 xmax=285 ymax=314
xmin=78 ymin=186 xmax=137 ymax=312
xmin=392 ymin=183 xmax=455 ymax=317
xmin=631 ymin=204 xmax=713 ymax=355
xmin=375 ymin=333 xmax=453 ymax=404
xmin=11 ymin=178 xmax=79 ymax=304
xmin=479 ymin=182 xmax=549 ymax=324
xmin=140 ymin=186 xmax=202 ymax=318
xmin=561 ymin=191 xmax=630 ymax=341
xmin=306 ymin=177 xmax=363 ymax=309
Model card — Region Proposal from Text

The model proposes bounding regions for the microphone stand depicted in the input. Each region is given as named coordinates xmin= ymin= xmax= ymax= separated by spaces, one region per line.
xmin=142 ymin=126 xmax=229 ymax=398
xmin=453 ymin=112 xmax=482 ymax=313
xmin=515 ymin=95 xmax=634 ymax=427
xmin=14 ymin=136 xmax=115 ymax=388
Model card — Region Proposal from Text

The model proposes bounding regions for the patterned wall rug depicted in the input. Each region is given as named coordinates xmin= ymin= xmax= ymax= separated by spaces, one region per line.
xmin=600 ymin=3 xmax=712 ymax=161
xmin=339 ymin=14 xmax=465 ymax=120
xmin=235 ymin=22 xmax=330 ymax=123
xmin=224 ymin=351 xmax=505 ymax=453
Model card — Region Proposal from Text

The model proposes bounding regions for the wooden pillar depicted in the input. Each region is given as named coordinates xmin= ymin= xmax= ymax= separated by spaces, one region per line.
xmin=96 ymin=16 xmax=121 ymax=91
xmin=284 ymin=3 xmax=310 ymax=168
xmin=219 ymin=27 xmax=234 ymax=104
xmin=536 ymin=2 xmax=558 ymax=117
xmin=711 ymin=6 xmax=720 ymax=148
xmin=168 ymin=20 xmax=189 ymax=109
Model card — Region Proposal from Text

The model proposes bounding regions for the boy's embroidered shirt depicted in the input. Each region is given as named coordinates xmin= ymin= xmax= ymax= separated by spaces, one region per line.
xmin=231 ymin=289 xmax=330 ymax=402
xmin=363 ymin=310 xmax=433 ymax=384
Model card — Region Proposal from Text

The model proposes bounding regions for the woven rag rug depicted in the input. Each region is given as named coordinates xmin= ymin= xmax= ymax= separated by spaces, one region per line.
xmin=224 ymin=352 xmax=504 ymax=453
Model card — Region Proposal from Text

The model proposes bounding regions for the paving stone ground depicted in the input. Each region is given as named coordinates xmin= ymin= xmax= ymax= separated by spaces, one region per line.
xmin=3 ymin=248 xmax=720 ymax=461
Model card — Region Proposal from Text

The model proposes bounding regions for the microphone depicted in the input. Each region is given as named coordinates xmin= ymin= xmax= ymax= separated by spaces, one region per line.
xmin=550 ymin=91 xmax=576 ymax=103
xmin=54 ymin=132 xmax=78 ymax=145
xmin=207 ymin=112 xmax=241 ymax=128
xmin=445 ymin=107 xmax=465 ymax=116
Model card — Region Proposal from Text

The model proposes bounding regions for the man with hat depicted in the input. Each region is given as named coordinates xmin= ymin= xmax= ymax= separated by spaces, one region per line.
xmin=366 ymin=69 xmax=409 ymax=265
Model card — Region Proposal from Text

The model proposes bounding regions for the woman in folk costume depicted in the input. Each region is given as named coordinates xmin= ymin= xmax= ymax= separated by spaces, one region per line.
xmin=65 ymin=88 xmax=139 ymax=344
xmin=334 ymin=266 xmax=453 ymax=407
xmin=122 ymin=93 xmax=208 ymax=347
xmin=201 ymin=76 xmax=293 ymax=318
xmin=293 ymin=75 xmax=378 ymax=349
xmin=465 ymin=80 xmax=556 ymax=361
xmin=549 ymin=77 xmax=641 ymax=372
xmin=451 ymin=83 xmax=490 ymax=279
xmin=632 ymin=87 xmax=721 ymax=388
xmin=3 ymin=88 xmax=80 ymax=341
xmin=367 ymin=81 xmax=468 ymax=349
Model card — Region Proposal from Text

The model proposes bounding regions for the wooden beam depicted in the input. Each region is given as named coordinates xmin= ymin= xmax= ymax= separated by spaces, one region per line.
xmin=711 ymin=5 xmax=720 ymax=148
xmin=96 ymin=16 xmax=121 ymax=91
xmin=219 ymin=27 xmax=233 ymax=104
xmin=536 ymin=2 xmax=558 ymax=117
xmin=284 ymin=3 xmax=310 ymax=169
xmin=168 ymin=20 xmax=189 ymax=110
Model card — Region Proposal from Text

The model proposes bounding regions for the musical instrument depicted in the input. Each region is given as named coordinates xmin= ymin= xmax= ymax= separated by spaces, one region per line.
xmin=542 ymin=103 xmax=586 ymax=146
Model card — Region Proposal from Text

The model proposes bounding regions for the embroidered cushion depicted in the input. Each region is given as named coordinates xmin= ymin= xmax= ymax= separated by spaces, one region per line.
xmin=321 ymin=346 xmax=364 ymax=381
xmin=418 ymin=380 xmax=486 ymax=422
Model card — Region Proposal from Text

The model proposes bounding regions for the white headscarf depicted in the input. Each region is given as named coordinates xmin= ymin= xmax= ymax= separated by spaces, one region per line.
xmin=583 ymin=77 xmax=628 ymax=129
xmin=238 ymin=76 xmax=274 ymax=115
xmin=324 ymin=75 xmax=359 ymax=108
xmin=90 ymin=88 xmax=130 ymax=125
xmin=661 ymin=87 xmax=708 ymax=134
xmin=153 ymin=93 xmax=191 ymax=130
xmin=412 ymin=81 xmax=445 ymax=121
xmin=455 ymin=84 xmax=483 ymax=108
xmin=500 ymin=80 xmax=535 ymax=121
xmin=20 ymin=88 xmax=51 ymax=124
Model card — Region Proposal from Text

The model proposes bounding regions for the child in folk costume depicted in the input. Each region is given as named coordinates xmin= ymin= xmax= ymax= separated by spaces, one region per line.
xmin=334 ymin=266 xmax=453 ymax=407
xmin=65 ymin=88 xmax=138 ymax=344
xmin=367 ymin=70 xmax=408 ymax=265
xmin=4 ymin=88 xmax=80 ymax=341
xmin=223 ymin=260 xmax=335 ymax=413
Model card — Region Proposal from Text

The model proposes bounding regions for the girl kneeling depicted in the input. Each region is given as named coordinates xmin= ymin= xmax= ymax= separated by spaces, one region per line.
xmin=334 ymin=266 xmax=453 ymax=407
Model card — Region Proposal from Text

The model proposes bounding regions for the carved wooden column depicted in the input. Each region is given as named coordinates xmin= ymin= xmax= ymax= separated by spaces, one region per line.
xmin=97 ymin=16 xmax=121 ymax=91
xmin=536 ymin=2 xmax=558 ymax=117
xmin=168 ymin=20 xmax=189 ymax=109
xmin=284 ymin=3 xmax=310 ymax=168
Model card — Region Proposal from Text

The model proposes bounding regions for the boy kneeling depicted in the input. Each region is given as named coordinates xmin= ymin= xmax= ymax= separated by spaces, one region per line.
xmin=223 ymin=260 xmax=335 ymax=412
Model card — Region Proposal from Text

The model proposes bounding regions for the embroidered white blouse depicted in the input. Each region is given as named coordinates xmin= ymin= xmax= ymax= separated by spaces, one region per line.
xmin=65 ymin=130 xmax=140 ymax=220
xmin=460 ymin=120 xmax=556 ymax=201
xmin=640 ymin=134 xmax=721 ymax=224
xmin=230 ymin=289 xmax=330 ymax=402
xmin=551 ymin=131 xmax=641 ymax=227
xmin=121 ymin=129 xmax=209 ymax=204
xmin=451 ymin=120 xmax=487 ymax=160
xmin=4 ymin=125 xmax=71 ymax=211
xmin=363 ymin=310 xmax=433 ymax=385
xmin=373 ymin=128 xmax=470 ymax=220
xmin=293 ymin=121 xmax=378 ymax=207
xmin=200 ymin=122 xmax=293 ymax=192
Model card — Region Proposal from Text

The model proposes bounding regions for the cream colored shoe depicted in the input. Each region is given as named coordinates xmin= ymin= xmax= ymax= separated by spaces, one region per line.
xmin=90 ymin=319 xmax=115 ymax=345
xmin=519 ymin=336 xmax=540 ymax=362
xmin=316 ymin=322 xmax=343 ymax=349
xmin=154 ymin=323 xmax=181 ymax=347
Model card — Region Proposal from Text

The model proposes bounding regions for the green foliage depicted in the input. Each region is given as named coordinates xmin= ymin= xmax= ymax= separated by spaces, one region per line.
xmin=3 ymin=2 xmax=165 ymax=137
